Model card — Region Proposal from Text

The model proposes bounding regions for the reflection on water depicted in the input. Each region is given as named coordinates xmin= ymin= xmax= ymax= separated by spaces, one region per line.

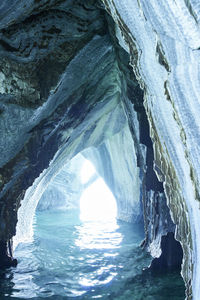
xmin=75 ymin=220 xmax=122 ymax=250
xmin=0 ymin=209 xmax=185 ymax=299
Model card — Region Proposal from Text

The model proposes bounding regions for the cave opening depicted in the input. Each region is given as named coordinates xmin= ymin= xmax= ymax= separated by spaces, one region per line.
xmin=11 ymin=152 xmax=148 ymax=299
xmin=8 ymin=148 xmax=184 ymax=299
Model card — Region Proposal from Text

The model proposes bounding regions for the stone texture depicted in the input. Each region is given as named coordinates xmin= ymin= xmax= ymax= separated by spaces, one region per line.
xmin=101 ymin=1 xmax=200 ymax=298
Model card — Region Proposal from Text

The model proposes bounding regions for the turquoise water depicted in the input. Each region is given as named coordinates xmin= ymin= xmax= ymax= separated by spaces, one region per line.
xmin=0 ymin=210 xmax=185 ymax=299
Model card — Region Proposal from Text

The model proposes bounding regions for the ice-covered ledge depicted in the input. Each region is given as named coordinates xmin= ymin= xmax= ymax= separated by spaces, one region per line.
xmin=101 ymin=0 xmax=200 ymax=299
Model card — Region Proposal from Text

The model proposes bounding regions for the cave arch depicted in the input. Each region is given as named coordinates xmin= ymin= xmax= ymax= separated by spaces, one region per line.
xmin=14 ymin=125 xmax=142 ymax=250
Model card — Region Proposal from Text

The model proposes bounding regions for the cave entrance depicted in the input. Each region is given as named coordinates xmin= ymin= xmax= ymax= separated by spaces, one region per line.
xmin=11 ymin=149 xmax=185 ymax=300
xmin=35 ymin=154 xmax=118 ymax=223
xmin=12 ymin=152 xmax=148 ymax=299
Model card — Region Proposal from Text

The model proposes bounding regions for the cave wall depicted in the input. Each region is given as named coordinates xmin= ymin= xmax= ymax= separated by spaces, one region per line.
xmin=101 ymin=0 xmax=200 ymax=299
xmin=35 ymin=153 xmax=85 ymax=211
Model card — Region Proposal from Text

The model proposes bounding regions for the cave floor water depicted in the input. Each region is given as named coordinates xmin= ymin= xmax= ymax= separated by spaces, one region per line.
xmin=0 ymin=210 xmax=185 ymax=300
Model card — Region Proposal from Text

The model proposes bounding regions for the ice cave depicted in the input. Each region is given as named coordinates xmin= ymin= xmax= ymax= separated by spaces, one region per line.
xmin=0 ymin=0 xmax=200 ymax=299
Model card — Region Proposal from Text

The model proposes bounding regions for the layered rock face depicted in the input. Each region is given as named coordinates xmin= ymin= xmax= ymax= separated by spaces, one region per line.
xmin=37 ymin=153 xmax=85 ymax=212
xmin=0 ymin=0 xmax=198 ymax=299
xmin=101 ymin=1 xmax=200 ymax=299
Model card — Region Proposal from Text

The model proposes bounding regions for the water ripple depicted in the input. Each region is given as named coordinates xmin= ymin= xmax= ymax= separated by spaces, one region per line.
xmin=6 ymin=210 xmax=185 ymax=299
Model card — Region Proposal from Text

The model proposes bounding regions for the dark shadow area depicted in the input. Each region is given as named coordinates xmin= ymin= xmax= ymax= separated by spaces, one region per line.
xmin=0 ymin=240 xmax=17 ymax=269
xmin=0 ymin=269 xmax=15 ymax=299
xmin=150 ymin=232 xmax=183 ymax=271
xmin=124 ymin=267 xmax=185 ymax=300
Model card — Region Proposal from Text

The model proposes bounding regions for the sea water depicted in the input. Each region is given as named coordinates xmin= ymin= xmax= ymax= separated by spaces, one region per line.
xmin=0 ymin=209 xmax=185 ymax=299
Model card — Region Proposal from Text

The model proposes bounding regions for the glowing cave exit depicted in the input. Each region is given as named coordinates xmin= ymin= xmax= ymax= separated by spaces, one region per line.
xmin=79 ymin=159 xmax=117 ymax=222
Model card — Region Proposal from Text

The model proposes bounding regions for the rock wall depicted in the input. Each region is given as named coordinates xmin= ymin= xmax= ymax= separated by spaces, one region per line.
xmin=101 ymin=0 xmax=200 ymax=298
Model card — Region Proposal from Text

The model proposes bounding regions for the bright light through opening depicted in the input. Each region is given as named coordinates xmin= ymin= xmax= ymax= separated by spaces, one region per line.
xmin=80 ymin=160 xmax=117 ymax=222
xmin=80 ymin=159 xmax=96 ymax=184
xmin=80 ymin=178 xmax=117 ymax=221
